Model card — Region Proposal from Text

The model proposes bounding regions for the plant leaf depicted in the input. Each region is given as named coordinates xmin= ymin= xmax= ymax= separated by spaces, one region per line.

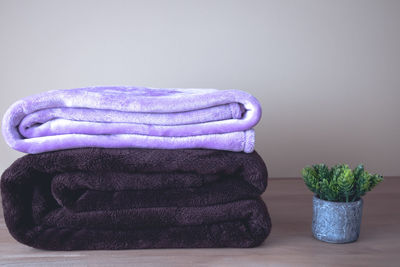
xmin=337 ymin=167 xmax=354 ymax=202
xmin=353 ymin=164 xmax=364 ymax=179
xmin=301 ymin=166 xmax=319 ymax=194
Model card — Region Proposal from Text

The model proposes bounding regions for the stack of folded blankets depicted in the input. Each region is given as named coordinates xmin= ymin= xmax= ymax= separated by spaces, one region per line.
xmin=1 ymin=86 xmax=271 ymax=250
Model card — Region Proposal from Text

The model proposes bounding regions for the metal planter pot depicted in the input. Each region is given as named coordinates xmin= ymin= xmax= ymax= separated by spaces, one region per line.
xmin=312 ymin=195 xmax=363 ymax=243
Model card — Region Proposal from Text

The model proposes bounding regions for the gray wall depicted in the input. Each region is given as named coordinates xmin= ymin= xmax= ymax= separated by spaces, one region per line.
xmin=1 ymin=0 xmax=399 ymax=177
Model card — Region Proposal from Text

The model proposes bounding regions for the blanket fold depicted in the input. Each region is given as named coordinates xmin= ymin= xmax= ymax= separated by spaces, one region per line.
xmin=2 ymin=86 xmax=262 ymax=153
xmin=1 ymin=148 xmax=271 ymax=250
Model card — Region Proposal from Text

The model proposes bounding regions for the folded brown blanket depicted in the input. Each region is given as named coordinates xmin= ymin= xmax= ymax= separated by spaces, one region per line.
xmin=1 ymin=148 xmax=271 ymax=250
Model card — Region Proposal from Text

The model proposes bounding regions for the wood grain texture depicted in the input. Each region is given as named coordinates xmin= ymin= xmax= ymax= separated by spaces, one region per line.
xmin=1 ymin=177 xmax=399 ymax=267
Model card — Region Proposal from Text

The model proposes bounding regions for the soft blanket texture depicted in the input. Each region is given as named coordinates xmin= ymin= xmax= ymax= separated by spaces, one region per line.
xmin=1 ymin=148 xmax=271 ymax=250
xmin=2 ymin=86 xmax=262 ymax=154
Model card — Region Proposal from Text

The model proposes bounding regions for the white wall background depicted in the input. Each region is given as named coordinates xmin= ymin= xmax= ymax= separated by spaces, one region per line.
xmin=1 ymin=0 xmax=399 ymax=177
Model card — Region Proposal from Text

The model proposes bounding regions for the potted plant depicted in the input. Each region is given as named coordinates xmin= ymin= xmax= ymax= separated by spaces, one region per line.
xmin=301 ymin=164 xmax=383 ymax=243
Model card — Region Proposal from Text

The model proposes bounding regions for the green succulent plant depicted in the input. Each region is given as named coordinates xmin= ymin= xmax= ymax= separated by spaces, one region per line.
xmin=301 ymin=164 xmax=383 ymax=202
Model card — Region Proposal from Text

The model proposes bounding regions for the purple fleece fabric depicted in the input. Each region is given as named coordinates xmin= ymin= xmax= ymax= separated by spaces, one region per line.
xmin=1 ymin=148 xmax=271 ymax=250
xmin=2 ymin=86 xmax=262 ymax=154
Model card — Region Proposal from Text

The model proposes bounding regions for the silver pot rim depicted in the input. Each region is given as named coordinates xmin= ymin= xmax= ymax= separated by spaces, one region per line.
xmin=313 ymin=195 xmax=363 ymax=206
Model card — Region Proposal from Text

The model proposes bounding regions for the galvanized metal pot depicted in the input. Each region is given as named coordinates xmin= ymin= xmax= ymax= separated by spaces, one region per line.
xmin=312 ymin=195 xmax=363 ymax=243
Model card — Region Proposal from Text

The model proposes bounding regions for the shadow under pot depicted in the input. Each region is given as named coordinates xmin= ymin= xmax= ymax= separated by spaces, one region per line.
xmin=312 ymin=195 xmax=363 ymax=243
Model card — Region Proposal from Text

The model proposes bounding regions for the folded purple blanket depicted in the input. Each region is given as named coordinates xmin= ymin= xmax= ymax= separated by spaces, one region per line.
xmin=1 ymin=148 xmax=271 ymax=250
xmin=2 ymin=86 xmax=262 ymax=154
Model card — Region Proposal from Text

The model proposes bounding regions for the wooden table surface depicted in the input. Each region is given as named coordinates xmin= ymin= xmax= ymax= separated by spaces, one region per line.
xmin=1 ymin=177 xmax=399 ymax=267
